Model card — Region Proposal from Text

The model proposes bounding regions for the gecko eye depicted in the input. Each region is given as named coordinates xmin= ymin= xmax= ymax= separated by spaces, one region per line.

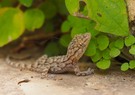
xmin=79 ymin=42 xmax=82 ymax=46
xmin=79 ymin=43 xmax=85 ymax=47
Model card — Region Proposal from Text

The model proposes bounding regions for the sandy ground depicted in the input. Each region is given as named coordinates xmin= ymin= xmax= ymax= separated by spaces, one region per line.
xmin=0 ymin=46 xmax=135 ymax=95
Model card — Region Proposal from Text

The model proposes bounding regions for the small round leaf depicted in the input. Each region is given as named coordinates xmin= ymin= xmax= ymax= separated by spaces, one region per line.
xmin=61 ymin=21 xmax=71 ymax=32
xmin=71 ymin=27 xmax=87 ymax=37
xmin=125 ymin=35 xmax=135 ymax=46
xmin=24 ymin=9 xmax=45 ymax=31
xmin=114 ymin=38 xmax=124 ymax=49
xmin=91 ymin=49 xmax=102 ymax=62
xmin=129 ymin=60 xmax=135 ymax=69
xmin=109 ymin=41 xmax=115 ymax=49
xmin=65 ymin=0 xmax=79 ymax=15
xmin=44 ymin=42 xmax=59 ymax=56
xmin=19 ymin=0 xmax=33 ymax=7
xmin=97 ymin=35 xmax=109 ymax=50
xmin=102 ymin=49 xmax=111 ymax=59
xmin=39 ymin=1 xmax=56 ymax=19
xmin=96 ymin=59 xmax=111 ymax=69
xmin=85 ymin=39 xmax=97 ymax=56
xmin=121 ymin=63 xmax=129 ymax=71
xmin=59 ymin=34 xmax=72 ymax=47
xmin=109 ymin=47 xmax=120 ymax=57
xmin=129 ymin=45 xmax=135 ymax=55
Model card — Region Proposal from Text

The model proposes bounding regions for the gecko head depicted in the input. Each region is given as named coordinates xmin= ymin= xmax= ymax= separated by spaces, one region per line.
xmin=67 ymin=33 xmax=91 ymax=61
xmin=73 ymin=33 xmax=91 ymax=48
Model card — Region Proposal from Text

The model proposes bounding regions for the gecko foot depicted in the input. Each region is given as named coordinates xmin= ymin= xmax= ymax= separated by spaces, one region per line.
xmin=40 ymin=73 xmax=48 ymax=79
xmin=40 ymin=73 xmax=56 ymax=79
xmin=75 ymin=67 xmax=94 ymax=76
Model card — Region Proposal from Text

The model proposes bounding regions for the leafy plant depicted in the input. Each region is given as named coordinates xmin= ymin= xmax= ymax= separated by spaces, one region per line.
xmin=0 ymin=0 xmax=68 ymax=56
xmin=65 ymin=0 xmax=135 ymax=71
xmin=0 ymin=0 xmax=135 ymax=71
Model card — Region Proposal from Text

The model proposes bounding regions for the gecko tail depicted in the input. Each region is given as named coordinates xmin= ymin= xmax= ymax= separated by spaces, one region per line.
xmin=6 ymin=56 xmax=31 ymax=69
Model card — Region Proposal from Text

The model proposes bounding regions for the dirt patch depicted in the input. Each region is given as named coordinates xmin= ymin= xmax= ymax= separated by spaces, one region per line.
xmin=0 ymin=46 xmax=135 ymax=95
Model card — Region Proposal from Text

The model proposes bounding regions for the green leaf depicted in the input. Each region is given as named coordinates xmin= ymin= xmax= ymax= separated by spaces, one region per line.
xmin=129 ymin=60 xmax=135 ymax=69
xmin=24 ymin=9 xmax=45 ymax=31
xmin=61 ymin=21 xmax=71 ymax=32
xmin=53 ymin=0 xmax=68 ymax=15
xmin=44 ymin=42 xmax=66 ymax=56
xmin=96 ymin=59 xmax=111 ymax=69
xmin=114 ymin=38 xmax=124 ymax=49
xmin=129 ymin=45 xmax=135 ymax=55
xmin=0 ymin=0 xmax=15 ymax=7
xmin=102 ymin=49 xmax=111 ymax=59
xmin=67 ymin=15 xmax=79 ymax=26
xmin=81 ymin=6 xmax=88 ymax=16
xmin=86 ymin=0 xmax=129 ymax=36
xmin=0 ymin=8 xmax=24 ymax=47
xmin=97 ymin=35 xmax=109 ymax=50
xmin=68 ymin=15 xmax=92 ymax=28
xmin=91 ymin=49 xmax=102 ymax=62
xmin=44 ymin=22 xmax=54 ymax=32
xmin=68 ymin=16 xmax=99 ymax=37
xmin=125 ymin=35 xmax=135 ymax=46
xmin=59 ymin=34 xmax=72 ymax=47
xmin=65 ymin=0 xmax=79 ymax=15
xmin=110 ymin=47 xmax=120 ymax=57
xmin=19 ymin=0 xmax=33 ymax=7
xmin=71 ymin=27 xmax=87 ymax=37
xmin=121 ymin=63 xmax=129 ymax=71
xmin=40 ymin=1 xmax=57 ymax=19
xmin=85 ymin=39 xmax=97 ymax=56
xmin=109 ymin=41 xmax=115 ymax=48
xmin=86 ymin=20 xmax=100 ymax=37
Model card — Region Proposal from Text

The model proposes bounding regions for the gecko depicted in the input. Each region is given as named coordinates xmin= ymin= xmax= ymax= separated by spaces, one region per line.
xmin=6 ymin=33 xmax=94 ymax=77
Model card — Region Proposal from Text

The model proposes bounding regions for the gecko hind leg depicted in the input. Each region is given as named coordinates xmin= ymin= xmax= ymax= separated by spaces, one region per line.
xmin=41 ymin=72 xmax=48 ymax=79
xmin=74 ymin=65 xmax=94 ymax=76
xmin=39 ymin=66 xmax=50 ymax=79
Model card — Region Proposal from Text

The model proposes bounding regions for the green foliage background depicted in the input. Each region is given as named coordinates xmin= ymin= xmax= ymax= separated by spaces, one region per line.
xmin=0 ymin=0 xmax=135 ymax=71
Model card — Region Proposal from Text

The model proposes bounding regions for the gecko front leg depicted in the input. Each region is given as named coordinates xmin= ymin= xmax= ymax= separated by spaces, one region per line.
xmin=74 ymin=65 xmax=94 ymax=76
xmin=33 ymin=55 xmax=51 ymax=78
xmin=40 ymin=66 xmax=50 ymax=79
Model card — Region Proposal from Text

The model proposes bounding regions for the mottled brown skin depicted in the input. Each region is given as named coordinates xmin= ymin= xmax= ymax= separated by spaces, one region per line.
xmin=6 ymin=33 xmax=94 ymax=77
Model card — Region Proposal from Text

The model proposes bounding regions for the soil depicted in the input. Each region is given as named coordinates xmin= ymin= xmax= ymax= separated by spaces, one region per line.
xmin=0 ymin=45 xmax=135 ymax=95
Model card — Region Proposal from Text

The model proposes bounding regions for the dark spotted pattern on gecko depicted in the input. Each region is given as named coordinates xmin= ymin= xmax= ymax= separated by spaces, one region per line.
xmin=6 ymin=33 xmax=94 ymax=77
